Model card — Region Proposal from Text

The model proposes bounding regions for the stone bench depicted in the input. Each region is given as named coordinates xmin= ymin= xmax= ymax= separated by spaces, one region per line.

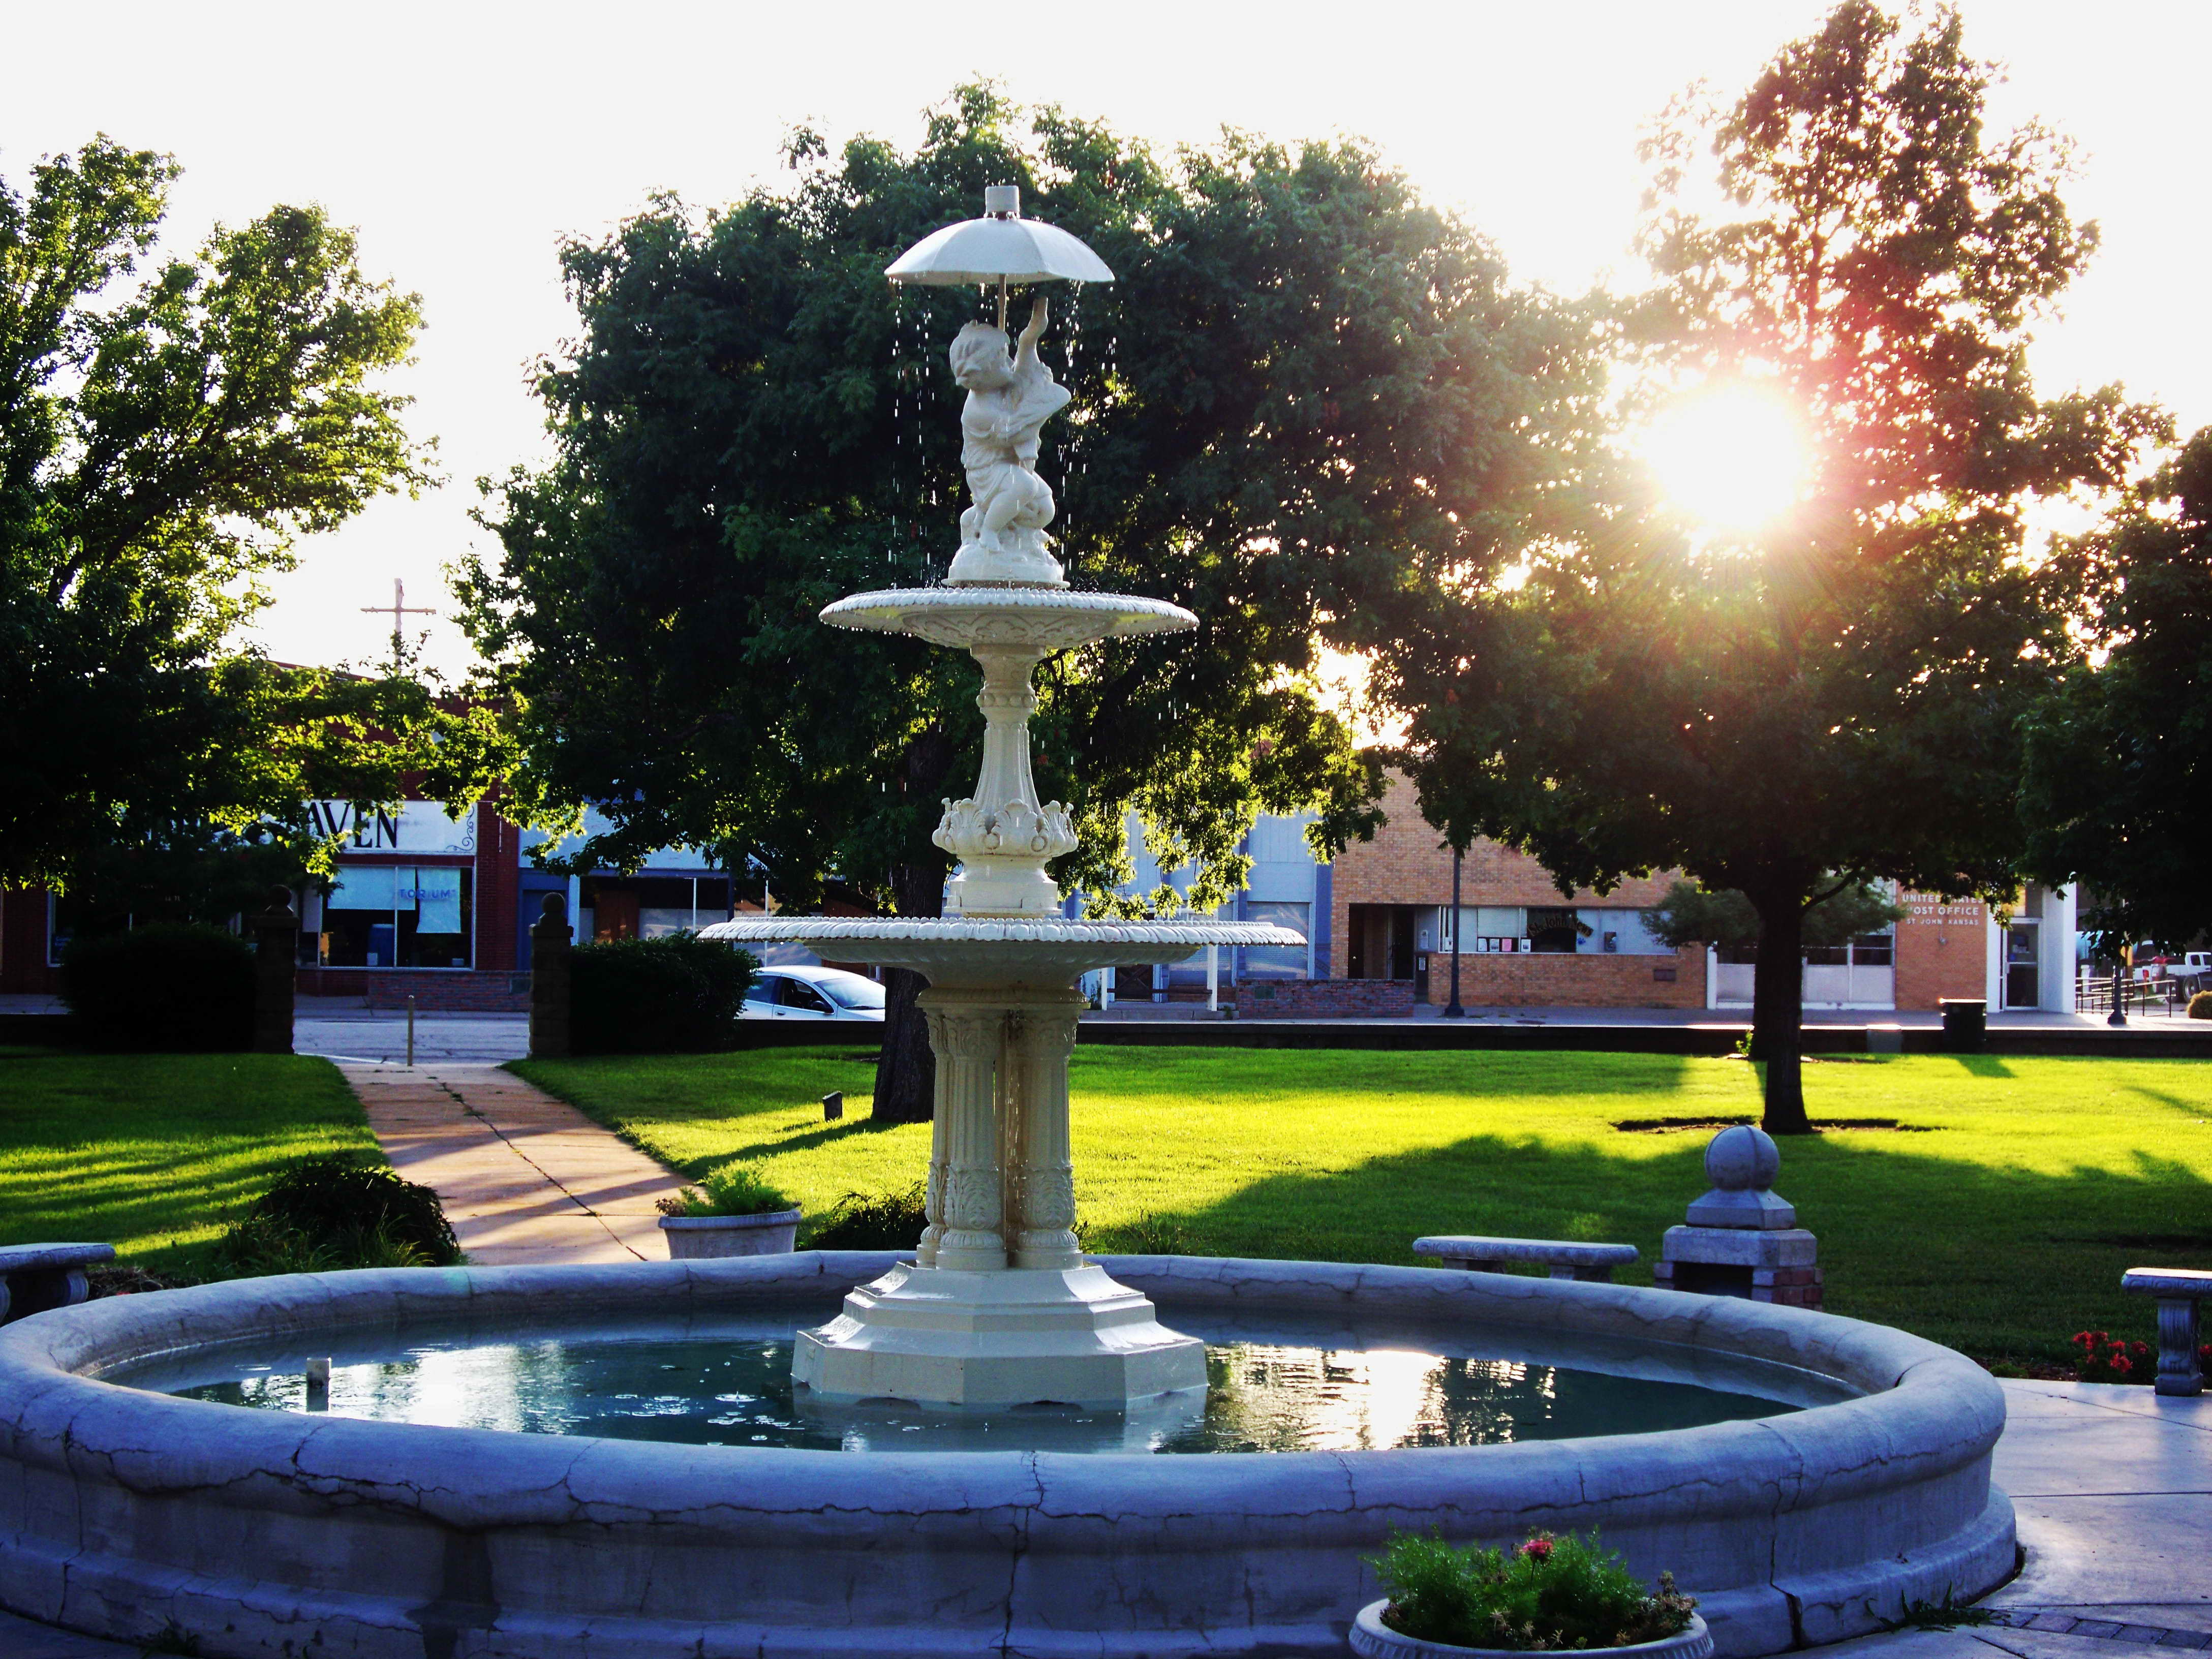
xmin=0 ymin=1243 xmax=115 ymax=1325
xmin=2122 ymin=1267 xmax=2210 ymax=1396
xmin=1412 ymin=1235 xmax=1639 ymax=1282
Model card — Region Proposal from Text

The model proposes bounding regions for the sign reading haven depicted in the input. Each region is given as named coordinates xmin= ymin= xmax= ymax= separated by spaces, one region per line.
xmin=306 ymin=801 xmax=477 ymax=855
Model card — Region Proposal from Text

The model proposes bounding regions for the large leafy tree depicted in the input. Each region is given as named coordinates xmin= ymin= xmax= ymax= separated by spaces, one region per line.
xmin=2022 ymin=428 xmax=2212 ymax=954
xmin=1 ymin=137 xmax=498 ymax=912
xmin=1372 ymin=3 xmax=2164 ymax=1131
xmin=459 ymin=86 xmax=1601 ymax=1119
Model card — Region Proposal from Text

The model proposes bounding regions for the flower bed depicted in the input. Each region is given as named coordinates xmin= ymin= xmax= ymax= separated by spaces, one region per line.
xmin=2073 ymin=1329 xmax=2212 ymax=1385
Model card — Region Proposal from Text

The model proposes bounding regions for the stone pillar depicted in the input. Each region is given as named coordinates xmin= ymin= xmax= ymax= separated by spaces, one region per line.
xmin=2153 ymin=1296 xmax=2204 ymax=1397
xmin=251 ymin=886 xmax=297 ymax=1055
xmin=1653 ymin=1125 xmax=1823 ymax=1309
xmin=1005 ymin=995 xmax=1084 ymax=1270
xmin=917 ymin=1005 xmax=953 ymax=1268
xmin=924 ymin=993 xmax=1009 ymax=1271
xmin=529 ymin=893 xmax=572 ymax=1059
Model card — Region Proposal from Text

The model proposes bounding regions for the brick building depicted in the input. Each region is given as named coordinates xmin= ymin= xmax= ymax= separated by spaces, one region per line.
xmin=1318 ymin=773 xmax=2074 ymax=1013
xmin=0 ymin=798 xmax=734 ymax=1010
xmin=4 ymin=772 xmax=2078 ymax=1017
xmin=1105 ymin=771 xmax=2077 ymax=1015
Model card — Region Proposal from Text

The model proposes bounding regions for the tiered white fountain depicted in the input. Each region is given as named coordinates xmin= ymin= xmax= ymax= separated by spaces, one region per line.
xmin=701 ymin=187 xmax=1299 ymax=1412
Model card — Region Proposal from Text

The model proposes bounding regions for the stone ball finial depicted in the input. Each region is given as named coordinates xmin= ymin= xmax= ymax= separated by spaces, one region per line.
xmin=268 ymin=884 xmax=294 ymax=910
xmin=539 ymin=892 xmax=567 ymax=919
xmin=1705 ymin=1124 xmax=1781 ymax=1192
xmin=1685 ymin=1123 xmax=1796 ymax=1230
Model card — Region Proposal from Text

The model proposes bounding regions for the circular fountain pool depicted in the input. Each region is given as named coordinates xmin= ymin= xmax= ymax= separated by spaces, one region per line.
xmin=0 ymin=1253 xmax=2013 ymax=1659
xmin=130 ymin=1306 xmax=1835 ymax=1455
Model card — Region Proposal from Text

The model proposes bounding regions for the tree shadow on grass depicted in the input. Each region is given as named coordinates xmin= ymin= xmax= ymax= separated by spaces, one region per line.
xmin=1097 ymin=1132 xmax=2212 ymax=1364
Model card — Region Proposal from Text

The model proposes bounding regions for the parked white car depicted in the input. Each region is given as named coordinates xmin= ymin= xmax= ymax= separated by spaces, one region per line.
xmin=741 ymin=965 xmax=886 ymax=1021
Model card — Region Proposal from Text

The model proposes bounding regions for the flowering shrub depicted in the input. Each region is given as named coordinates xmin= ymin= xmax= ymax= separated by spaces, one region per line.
xmin=1374 ymin=1529 xmax=1695 ymax=1651
xmin=2074 ymin=1330 xmax=2212 ymax=1385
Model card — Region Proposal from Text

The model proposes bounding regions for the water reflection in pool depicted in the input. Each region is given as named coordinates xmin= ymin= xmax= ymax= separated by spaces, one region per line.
xmin=146 ymin=1313 xmax=1817 ymax=1455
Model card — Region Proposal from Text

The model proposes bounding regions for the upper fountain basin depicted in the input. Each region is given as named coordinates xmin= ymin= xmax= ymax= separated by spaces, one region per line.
xmin=822 ymin=587 xmax=1196 ymax=652
xmin=696 ymin=914 xmax=1300 ymax=986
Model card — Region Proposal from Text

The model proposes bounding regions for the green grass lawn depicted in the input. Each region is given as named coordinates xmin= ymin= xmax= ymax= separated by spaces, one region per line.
xmin=0 ymin=1049 xmax=377 ymax=1273
xmin=513 ymin=1046 xmax=2212 ymax=1369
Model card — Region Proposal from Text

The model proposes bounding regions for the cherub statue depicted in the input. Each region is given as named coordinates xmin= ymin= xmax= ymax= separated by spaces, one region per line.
xmin=947 ymin=293 xmax=1073 ymax=585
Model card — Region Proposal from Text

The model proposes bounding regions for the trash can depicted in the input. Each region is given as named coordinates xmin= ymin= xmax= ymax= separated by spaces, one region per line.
xmin=1939 ymin=998 xmax=1986 ymax=1054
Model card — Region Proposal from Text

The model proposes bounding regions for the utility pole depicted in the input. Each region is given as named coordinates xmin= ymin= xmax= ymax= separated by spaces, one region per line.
xmin=1442 ymin=844 xmax=1465 ymax=1018
xmin=360 ymin=578 xmax=437 ymax=668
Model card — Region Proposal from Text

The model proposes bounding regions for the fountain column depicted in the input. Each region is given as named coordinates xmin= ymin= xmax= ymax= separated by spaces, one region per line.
xmin=924 ymin=992 xmax=1011 ymax=1271
xmin=1005 ymin=995 xmax=1084 ymax=1271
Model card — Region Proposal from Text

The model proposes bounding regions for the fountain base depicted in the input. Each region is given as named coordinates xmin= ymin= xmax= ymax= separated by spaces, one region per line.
xmin=793 ymin=1260 xmax=1206 ymax=1408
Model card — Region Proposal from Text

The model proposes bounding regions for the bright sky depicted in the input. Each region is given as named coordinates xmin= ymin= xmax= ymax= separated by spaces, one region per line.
xmin=8 ymin=1 xmax=2205 ymax=674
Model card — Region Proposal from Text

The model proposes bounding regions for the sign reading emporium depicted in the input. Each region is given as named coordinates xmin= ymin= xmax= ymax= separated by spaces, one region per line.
xmin=306 ymin=801 xmax=477 ymax=855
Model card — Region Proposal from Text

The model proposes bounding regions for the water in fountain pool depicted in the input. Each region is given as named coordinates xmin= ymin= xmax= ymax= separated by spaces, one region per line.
xmin=126 ymin=1306 xmax=1834 ymax=1456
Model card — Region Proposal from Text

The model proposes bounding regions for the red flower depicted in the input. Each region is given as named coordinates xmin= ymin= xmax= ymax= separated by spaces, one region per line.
xmin=1520 ymin=1537 xmax=1555 ymax=1562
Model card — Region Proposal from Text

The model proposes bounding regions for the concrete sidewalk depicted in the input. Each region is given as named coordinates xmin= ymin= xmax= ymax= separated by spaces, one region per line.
xmin=342 ymin=1062 xmax=687 ymax=1266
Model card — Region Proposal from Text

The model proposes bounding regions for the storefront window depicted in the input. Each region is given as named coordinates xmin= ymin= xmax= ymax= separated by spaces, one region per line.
xmin=1240 ymin=901 xmax=1311 ymax=978
xmin=46 ymin=894 xmax=80 ymax=967
xmin=1525 ymin=907 xmax=1584 ymax=954
xmin=320 ymin=865 xmax=474 ymax=968
xmin=580 ymin=874 xmax=732 ymax=943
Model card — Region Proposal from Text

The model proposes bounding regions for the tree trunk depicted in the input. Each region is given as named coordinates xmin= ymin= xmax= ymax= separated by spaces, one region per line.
xmin=1748 ymin=889 xmax=1812 ymax=1135
xmin=871 ymin=857 xmax=946 ymax=1124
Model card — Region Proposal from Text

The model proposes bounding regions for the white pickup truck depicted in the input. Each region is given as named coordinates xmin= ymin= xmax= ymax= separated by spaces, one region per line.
xmin=2135 ymin=949 xmax=2212 ymax=984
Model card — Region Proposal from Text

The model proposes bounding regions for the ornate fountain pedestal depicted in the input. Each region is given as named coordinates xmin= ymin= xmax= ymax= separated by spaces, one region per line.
xmin=793 ymin=986 xmax=1202 ymax=1408
xmin=704 ymin=595 xmax=1295 ymax=1411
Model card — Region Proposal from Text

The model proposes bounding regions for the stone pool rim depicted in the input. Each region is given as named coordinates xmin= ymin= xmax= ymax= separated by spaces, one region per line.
xmin=0 ymin=1251 xmax=2015 ymax=1659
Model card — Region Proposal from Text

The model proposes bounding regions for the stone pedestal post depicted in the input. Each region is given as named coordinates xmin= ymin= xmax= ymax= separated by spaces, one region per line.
xmin=251 ymin=886 xmax=297 ymax=1055
xmin=1653 ymin=1125 xmax=1824 ymax=1309
xmin=793 ymin=977 xmax=1204 ymax=1410
xmin=530 ymin=894 xmax=573 ymax=1059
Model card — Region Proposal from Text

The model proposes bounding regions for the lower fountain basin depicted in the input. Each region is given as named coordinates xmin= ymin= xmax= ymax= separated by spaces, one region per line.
xmin=0 ymin=1254 xmax=2014 ymax=1659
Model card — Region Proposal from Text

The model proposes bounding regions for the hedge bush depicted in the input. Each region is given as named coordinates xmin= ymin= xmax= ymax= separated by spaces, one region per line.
xmin=570 ymin=933 xmax=756 ymax=1055
xmin=59 ymin=924 xmax=256 ymax=1052
xmin=219 ymin=1153 xmax=462 ymax=1273
xmin=803 ymin=1181 xmax=928 ymax=1250
xmin=2189 ymin=991 xmax=2211 ymax=1020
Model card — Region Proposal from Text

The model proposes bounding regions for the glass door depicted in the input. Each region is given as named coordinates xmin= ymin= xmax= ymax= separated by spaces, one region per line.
xmin=2005 ymin=920 xmax=2041 ymax=1009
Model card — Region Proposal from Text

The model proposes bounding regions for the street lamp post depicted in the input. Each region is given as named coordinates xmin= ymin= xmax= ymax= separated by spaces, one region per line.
xmin=1442 ymin=844 xmax=1465 ymax=1019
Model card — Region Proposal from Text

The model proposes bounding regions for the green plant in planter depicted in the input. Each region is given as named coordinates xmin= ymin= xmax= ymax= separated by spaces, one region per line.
xmin=657 ymin=1164 xmax=796 ymax=1219
xmin=1375 ymin=1530 xmax=1696 ymax=1651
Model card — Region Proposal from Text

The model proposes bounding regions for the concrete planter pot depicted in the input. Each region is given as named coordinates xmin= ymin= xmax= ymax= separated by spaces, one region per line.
xmin=658 ymin=1208 xmax=801 ymax=1258
xmin=1351 ymin=1605 xmax=1712 ymax=1659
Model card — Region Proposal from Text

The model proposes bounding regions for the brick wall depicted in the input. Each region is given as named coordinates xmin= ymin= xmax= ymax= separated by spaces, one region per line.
xmin=1236 ymin=978 xmax=1416 ymax=1019
xmin=1431 ymin=947 xmax=1705 ymax=1008
xmin=365 ymin=971 xmax=532 ymax=1011
xmin=0 ymin=889 xmax=59 ymax=995
xmin=1894 ymin=892 xmax=1989 ymax=1011
xmin=475 ymin=802 xmax=519 ymax=973
xmin=1326 ymin=773 xmax=1699 ymax=1005
xmin=298 ymin=969 xmax=531 ymax=1011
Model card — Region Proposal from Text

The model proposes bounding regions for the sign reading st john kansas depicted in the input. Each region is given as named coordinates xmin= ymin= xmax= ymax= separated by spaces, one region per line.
xmin=306 ymin=801 xmax=477 ymax=855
